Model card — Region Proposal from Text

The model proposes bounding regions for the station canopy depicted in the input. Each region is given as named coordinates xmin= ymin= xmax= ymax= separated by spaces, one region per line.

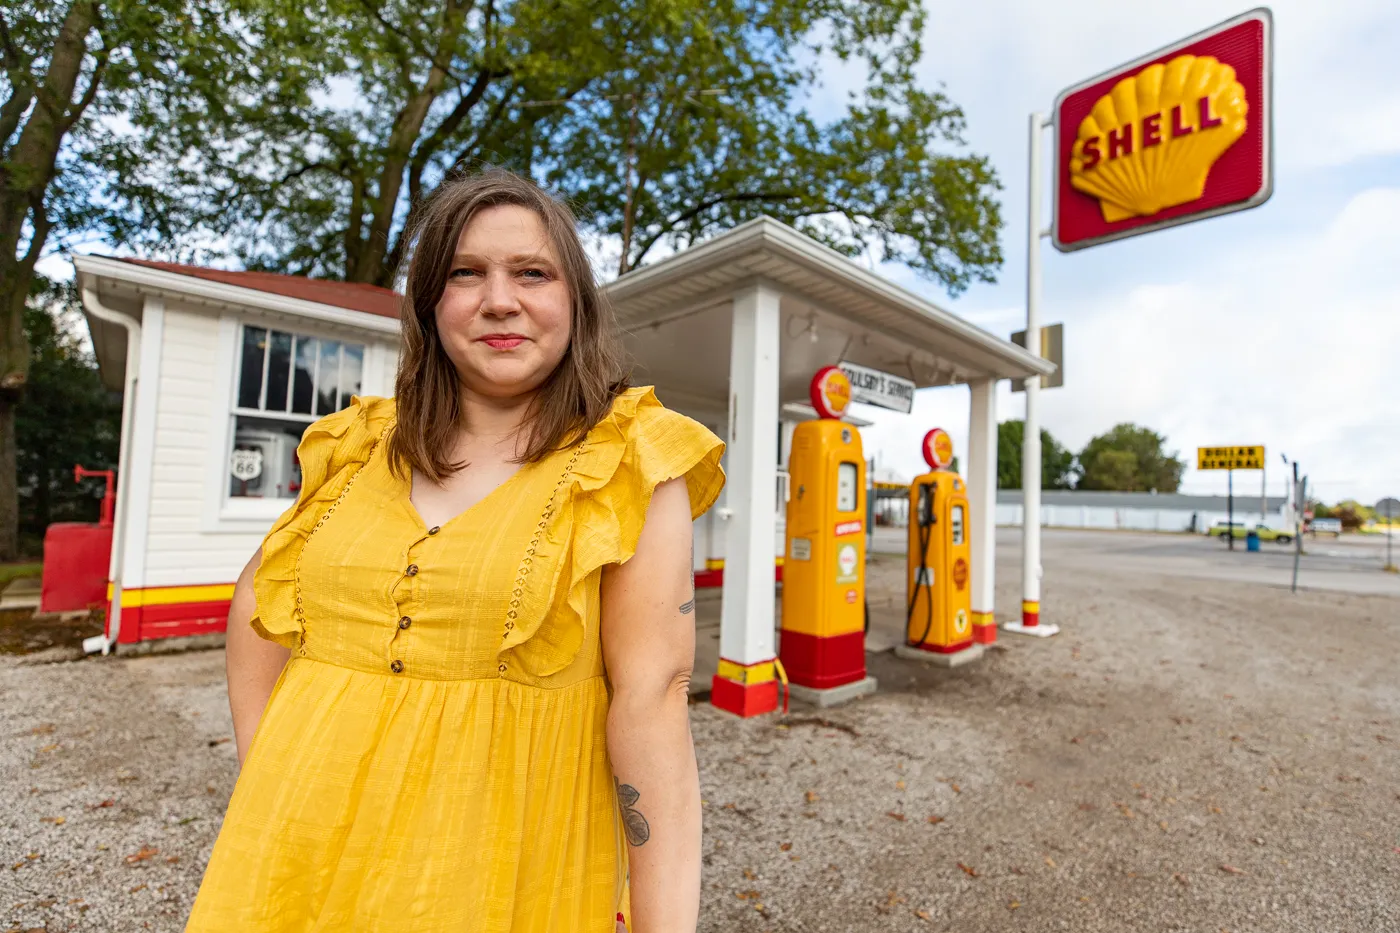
xmin=605 ymin=216 xmax=1054 ymax=418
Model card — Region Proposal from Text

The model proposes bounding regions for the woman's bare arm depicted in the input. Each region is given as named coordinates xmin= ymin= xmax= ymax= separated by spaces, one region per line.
xmin=225 ymin=548 xmax=290 ymax=766
xmin=601 ymin=478 xmax=701 ymax=933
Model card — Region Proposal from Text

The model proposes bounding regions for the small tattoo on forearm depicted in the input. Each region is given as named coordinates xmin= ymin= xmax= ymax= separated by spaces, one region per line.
xmin=679 ymin=598 xmax=695 ymax=615
xmin=616 ymin=778 xmax=651 ymax=846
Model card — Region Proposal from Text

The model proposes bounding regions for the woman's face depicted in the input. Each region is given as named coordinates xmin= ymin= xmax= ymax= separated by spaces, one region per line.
xmin=435 ymin=204 xmax=572 ymax=402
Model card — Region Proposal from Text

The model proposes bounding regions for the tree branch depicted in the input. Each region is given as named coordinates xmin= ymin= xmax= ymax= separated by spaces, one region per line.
xmin=631 ymin=189 xmax=803 ymax=267
xmin=59 ymin=42 xmax=106 ymax=134
xmin=20 ymin=195 xmax=53 ymax=280
xmin=352 ymin=0 xmax=477 ymax=87
xmin=0 ymin=84 xmax=34 ymax=154
xmin=408 ymin=65 xmax=497 ymax=200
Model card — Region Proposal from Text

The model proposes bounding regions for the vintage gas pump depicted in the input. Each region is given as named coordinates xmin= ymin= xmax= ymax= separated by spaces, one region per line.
xmin=899 ymin=428 xmax=980 ymax=664
xmin=779 ymin=367 xmax=877 ymax=704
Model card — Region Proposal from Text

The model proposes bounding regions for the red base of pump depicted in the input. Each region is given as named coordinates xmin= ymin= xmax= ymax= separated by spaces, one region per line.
xmin=972 ymin=624 xmax=998 ymax=645
xmin=710 ymin=676 xmax=779 ymax=717
xmin=778 ymin=629 xmax=865 ymax=689
xmin=40 ymin=523 xmax=113 ymax=613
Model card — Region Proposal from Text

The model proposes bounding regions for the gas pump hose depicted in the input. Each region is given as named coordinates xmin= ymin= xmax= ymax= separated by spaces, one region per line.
xmin=905 ymin=487 xmax=937 ymax=648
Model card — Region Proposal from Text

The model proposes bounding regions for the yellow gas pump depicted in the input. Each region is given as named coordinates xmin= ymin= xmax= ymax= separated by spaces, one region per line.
xmin=780 ymin=367 xmax=869 ymax=692
xmin=905 ymin=428 xmax=975 ymax=655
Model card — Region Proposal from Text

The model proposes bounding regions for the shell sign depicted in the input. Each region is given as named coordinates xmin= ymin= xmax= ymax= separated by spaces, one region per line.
xmin=1053 ymin=8 xmax=1272 ymax=252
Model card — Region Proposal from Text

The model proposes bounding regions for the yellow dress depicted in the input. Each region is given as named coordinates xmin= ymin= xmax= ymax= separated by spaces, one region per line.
xmin=187 ymin=387 xmax=725 ymax=932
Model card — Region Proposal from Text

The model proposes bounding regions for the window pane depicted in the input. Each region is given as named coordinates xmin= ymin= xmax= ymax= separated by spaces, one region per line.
xmin=291 ymin=337 xmax=317 ymax=414
xmin=836 ymin=462 xmax=858 ymax=512
xmin=265 ymin=330 xmax=293 ymax=412
xmin=237 ymin=327 xmax=267 ymax=409
xmin=315 ymin=340 xmax=343 ymax=416
xmin=339 ymin=344 xmax=364 ymax=409
xmin=229 ymin=415 xmax=308 ymax=499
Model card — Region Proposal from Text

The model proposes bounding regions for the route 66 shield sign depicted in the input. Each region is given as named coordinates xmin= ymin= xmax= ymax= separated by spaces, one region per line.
xmin=230 ymin=448 xmax=264 ymax=482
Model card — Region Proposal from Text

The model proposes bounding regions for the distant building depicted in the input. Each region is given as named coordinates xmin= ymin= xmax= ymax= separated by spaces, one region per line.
xmin=995 ymin=489 xmax=1290 ymax=534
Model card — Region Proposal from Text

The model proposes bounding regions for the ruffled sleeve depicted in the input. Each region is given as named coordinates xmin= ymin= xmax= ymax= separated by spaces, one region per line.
xmin=249 ymin=396 xmax=396 ymax=649
xmin=499 ymin=387 xmax=725 ymax=677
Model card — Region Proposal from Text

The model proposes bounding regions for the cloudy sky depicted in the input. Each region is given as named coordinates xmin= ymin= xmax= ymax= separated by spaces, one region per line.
xmin=847 ymin=0 xmax=1400 ymax=506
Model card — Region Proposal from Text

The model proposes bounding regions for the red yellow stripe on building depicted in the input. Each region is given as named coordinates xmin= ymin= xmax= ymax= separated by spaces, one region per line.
xmin=694 ymin=558 xmax=783 ymax=590
xmin=106 ymin=582 xmax=235 ymax=644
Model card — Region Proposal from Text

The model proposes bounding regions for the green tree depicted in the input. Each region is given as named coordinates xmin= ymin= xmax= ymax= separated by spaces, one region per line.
xmin=0 ymin=0 xmax=247 ymax=559
xmin=1077 ymin=423 xmax=1184 ymax=493
xmin=104 ymin=0 xmax=1003 ymax=289
xmin=996 ymin=419 xmax=1076 ymax=490
xmin=15 ymin=276 xmax=121 ymax=555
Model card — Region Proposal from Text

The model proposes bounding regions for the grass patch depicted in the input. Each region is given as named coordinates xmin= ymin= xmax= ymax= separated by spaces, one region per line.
xmin=0 ymin=562 xmax=42 ymax=590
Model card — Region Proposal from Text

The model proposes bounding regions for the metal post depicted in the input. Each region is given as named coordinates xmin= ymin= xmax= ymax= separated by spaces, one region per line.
xmin=1006 ymin=112 xmax=1058 ymax=638
xmin=1228 ymin=468 xmax=1234 ymax=551
xmin=1386 ymin=500 xmax=1393 ymax=571
xmin=1291 ymin=463 xmax=1302 ymax=593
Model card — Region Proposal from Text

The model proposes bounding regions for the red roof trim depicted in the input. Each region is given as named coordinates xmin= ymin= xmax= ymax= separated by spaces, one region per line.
xmin=118 ymin=258 xmax=402 ymax=320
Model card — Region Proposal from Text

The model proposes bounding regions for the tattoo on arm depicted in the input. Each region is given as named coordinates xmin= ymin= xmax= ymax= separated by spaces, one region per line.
xmin=680 ymin=540 xmax=696 ymax=615
xmin=616 ymin=778 xmax=651 ymax=846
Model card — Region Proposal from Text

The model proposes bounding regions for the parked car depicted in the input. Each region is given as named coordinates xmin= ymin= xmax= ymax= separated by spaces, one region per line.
xmin=1308 ymin=517 xmax=1343 ymax=537
xmin=1207 ymin=521 xmax=1293 ymax=544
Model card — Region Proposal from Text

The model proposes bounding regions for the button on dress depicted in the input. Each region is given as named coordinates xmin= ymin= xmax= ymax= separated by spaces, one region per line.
xmin=186 ymin=387 xmax=725 ymax=932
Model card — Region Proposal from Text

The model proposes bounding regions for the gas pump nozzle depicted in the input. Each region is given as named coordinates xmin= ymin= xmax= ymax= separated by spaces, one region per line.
xmin=917 ymin=482 xmax=936 ymax=528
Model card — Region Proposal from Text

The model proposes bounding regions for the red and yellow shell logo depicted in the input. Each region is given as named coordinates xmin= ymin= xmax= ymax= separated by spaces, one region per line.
xmin=952 ymin=558 xmax=969 ymax=591
xmin=922 ymin=428 xmax=954 ymax=470
xmin=1070 ymin=54 xmax=1248 ymax=223
xmin=810 ymin=366 xmax=852 ymax=420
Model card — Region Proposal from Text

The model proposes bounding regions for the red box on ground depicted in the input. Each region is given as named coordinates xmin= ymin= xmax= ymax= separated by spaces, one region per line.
xmin=40 ymin=523 xmax=113 ymax=613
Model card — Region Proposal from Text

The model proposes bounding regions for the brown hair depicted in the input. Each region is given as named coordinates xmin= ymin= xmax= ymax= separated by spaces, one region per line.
xmin=388 ymin=169 xmax=629 ymax=480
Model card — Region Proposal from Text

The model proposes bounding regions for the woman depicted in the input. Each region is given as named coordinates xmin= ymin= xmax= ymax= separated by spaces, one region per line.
xmin=187 ymin=170 xmax=725 ymax=932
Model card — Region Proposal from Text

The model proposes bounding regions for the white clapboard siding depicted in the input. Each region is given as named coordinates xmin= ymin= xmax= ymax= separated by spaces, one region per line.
xmin=140 ymin=303 xmax=401 ymax=589
xmin=142 ymin=305 xmax=262 ymax=587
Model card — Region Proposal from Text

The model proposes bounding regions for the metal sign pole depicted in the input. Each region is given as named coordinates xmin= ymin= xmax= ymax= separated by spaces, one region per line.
xmin=1007 ymin=111 xmax=1058 ymax=639
xmin=1228 ymin=468 xmax=1234 ymax=551
xmin=1291 ymin=464 xmax=1303 ymax=593
xmin=1377 ymin=501 xmax=1388 ymax=565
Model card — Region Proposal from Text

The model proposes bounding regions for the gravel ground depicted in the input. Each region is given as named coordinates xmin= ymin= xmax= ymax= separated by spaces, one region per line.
xmin=4 ymin=546 xmax=1398 ymax=932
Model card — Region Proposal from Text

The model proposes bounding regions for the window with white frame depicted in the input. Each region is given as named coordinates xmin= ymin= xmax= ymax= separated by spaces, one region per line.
xmin=228 ymin=324 xmax=365 ymax=500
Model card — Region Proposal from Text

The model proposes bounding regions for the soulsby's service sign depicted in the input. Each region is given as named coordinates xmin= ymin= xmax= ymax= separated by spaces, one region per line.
xmin=1053 ymin=8 xmax=1273 ymax=252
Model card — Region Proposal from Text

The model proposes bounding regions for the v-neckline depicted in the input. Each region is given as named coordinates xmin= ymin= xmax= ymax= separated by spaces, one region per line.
xmin=398 ymin=457 xmax=535 ymax=536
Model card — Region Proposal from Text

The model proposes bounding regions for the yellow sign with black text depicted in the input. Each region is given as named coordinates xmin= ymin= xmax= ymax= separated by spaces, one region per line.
xmin=1197 ymin=445 xmax=1264 ymax=471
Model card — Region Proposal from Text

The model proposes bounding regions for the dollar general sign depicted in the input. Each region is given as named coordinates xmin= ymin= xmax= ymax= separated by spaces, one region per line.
xmin=1197 ymin=446 xmax=1264 ymax=471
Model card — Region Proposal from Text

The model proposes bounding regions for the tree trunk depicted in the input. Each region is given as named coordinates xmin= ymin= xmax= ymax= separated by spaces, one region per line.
xmin=0 ymin=393 xmax=17 ymax=562
xmin=0 ymin=0 xmax=101 ymax=558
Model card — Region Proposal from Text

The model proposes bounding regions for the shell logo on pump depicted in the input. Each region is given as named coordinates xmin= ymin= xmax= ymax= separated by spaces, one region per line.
xmin=810 ymin=366 xmax=852 ymax=420
xmin=922 ymin=428 xmax=954 ymax=470
xmin=1070 ymin=54 xmax=1248 ymax=223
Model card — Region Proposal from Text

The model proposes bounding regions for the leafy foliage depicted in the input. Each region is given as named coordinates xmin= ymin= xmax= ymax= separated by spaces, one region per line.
xmin=100 ymin=0 xmax=1004 ymax=289
xmin=996 ymin=419 xmax=1077 ymax=490
xmin=1077 ymin=423 xmax=1184 ymax=493
xmin=1 ymin=0 xmax=251 ymax=558
xmin=15 ymin=277 xmax=120 ymax=555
